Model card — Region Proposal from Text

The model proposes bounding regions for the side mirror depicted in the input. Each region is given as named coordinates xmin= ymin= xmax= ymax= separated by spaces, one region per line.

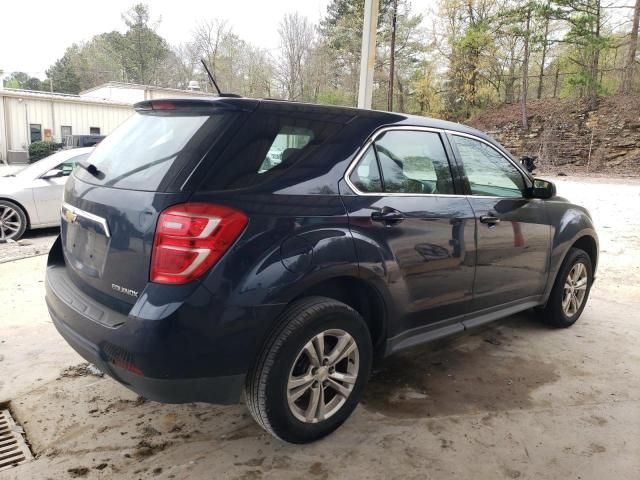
xmin=41 ymin=169 xmax=63 ymax=180
xmin=530 ymin=178 xmax=556 ymax=199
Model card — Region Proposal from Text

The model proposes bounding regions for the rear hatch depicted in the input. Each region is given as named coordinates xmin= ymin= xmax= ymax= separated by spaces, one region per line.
xmin=61 ymin=98 xmax=255 ymax=310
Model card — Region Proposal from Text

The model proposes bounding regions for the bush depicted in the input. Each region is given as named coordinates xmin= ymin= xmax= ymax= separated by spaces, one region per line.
xmin=29 ymin=141 xmax=61 ymax=162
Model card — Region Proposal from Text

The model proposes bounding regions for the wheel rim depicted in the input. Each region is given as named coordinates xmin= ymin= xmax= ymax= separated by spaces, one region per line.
xmin=287 ymin=329 xmax=359 ymax=424
xmin=0 ymin=205 xmax=21 ymax=240
xmin=562 ymin=262 xmax=588 ymax=317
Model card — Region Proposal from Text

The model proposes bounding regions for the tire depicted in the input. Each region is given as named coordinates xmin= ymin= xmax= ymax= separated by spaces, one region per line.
xmin=537 ymin=247 xmax=593 ymax=328
xmin=0 ymin=200 xmax=27 ymax=242
xmin=245 ymin=296 xmax=372 ymax=443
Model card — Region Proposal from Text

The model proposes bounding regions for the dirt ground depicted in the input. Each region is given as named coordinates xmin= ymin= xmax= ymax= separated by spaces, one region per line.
xmin=0 ymin=228 xmax=59 ymax=264
xmin=0 ymin=176 xmax=639 ymax=480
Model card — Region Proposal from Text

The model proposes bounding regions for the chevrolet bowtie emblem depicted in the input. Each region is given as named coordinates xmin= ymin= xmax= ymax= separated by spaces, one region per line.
xmin=64 ymin=209 xmax=78 ymax=223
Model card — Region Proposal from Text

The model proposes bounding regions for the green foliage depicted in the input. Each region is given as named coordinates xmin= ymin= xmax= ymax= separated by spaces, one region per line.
xmin=46 ymin=3 xmax=170 ymax=93
xmin=317 ymin=0 xmax=424 ymax=108
xmin=2 ymin=72 xmax=43 ymax=91
xmin=119 ymin=4 xmax=171 ymax=85
xmin=28 ymin=141 xmax=59 ymax=162
xmin=32 ymin=0 xmax=639 ymax=121
xmin=316 ymin=88 xmax=353 ymax=106
xmin=46 ymin=51 xmax=82 ymax=93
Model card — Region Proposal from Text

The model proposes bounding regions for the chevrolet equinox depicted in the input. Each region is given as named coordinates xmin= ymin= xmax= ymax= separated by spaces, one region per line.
xmin=46 ymin=98 xmax=598 ymax=443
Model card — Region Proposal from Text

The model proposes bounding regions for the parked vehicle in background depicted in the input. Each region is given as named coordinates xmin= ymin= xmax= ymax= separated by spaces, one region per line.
xmin=45 ymin=98 xmax=598 ymax=443
xmin=63 ymin=135 xmax=105 ymax=149
xmin=0 ymin=147 xmax=93 ymax=240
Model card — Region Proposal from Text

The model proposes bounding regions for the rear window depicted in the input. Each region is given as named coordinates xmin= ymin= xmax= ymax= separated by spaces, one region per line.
xmin=75 ymin=111 xmax=235 ymax=191
xmin=201 ymin=110 xmax=343 ymax=190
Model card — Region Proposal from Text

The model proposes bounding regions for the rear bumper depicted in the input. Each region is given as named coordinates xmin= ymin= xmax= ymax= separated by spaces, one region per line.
xmin=49 ymin=306 xmax=245 ymax=404
xmin=45 ymin=257 xmax=269 ymax=405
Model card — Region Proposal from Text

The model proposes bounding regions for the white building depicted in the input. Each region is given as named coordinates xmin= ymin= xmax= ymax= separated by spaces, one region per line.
xmin=0 ymin=82 xmax=210 ymax=164
xmin=80 ymin=81 xmax=209 ymax=104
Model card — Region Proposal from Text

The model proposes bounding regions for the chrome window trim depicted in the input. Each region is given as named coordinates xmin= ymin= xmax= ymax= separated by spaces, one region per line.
xmin=61 ymin=202 xmax=111 ymax=238
xmin=343 ymin=126 xmax=467 ymax=198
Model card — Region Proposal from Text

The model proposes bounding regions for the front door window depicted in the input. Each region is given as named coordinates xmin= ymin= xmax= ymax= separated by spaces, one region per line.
xmin=450 ymin=135 xmax=525 ymax=198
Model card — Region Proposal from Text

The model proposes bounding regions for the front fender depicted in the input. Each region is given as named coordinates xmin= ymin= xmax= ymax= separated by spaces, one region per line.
xmin=542 ymin=201 xmax=599 ymax=302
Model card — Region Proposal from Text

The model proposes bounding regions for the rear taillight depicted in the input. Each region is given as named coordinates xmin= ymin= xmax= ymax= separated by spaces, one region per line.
xmin=150 ymin=203 xmax=247 ymax=285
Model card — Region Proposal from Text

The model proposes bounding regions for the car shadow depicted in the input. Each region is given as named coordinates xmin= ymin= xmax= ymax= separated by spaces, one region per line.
xmin=362 ymin=310 xmax=560 ymax=418
xmin=22 ymin=227 xmax=59 ymax=240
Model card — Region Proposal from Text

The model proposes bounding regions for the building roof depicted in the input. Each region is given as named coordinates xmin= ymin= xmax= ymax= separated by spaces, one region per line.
xmin=0 ymin=87 xmax=131 ymax=107
xmin=79 ymin=81 xmax=211 ymax=97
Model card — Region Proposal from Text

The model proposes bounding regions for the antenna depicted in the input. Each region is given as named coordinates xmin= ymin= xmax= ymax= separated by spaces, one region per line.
xmin=201 ymin=59 xmax=221 ymax=96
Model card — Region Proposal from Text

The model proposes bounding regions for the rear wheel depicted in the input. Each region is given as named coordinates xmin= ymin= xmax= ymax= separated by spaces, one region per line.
xmin=537 ymin=247 xmax=593 ymax=327
xmin=245 ymin=297 xmax=372 ymax=443
xmin=0 ymin=200 xmax=27 ymax=241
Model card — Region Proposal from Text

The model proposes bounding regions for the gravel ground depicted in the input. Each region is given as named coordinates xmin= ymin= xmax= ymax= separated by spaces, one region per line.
xmin=0 ymin=228 xmax=58 ymax=263
xmin=0 ymin=176 xmax=639 ymax=480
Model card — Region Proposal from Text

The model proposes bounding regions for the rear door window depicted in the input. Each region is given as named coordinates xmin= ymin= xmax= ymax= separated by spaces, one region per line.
xmin=349 ymin=147 xmax=382 ymax=193
xmin=349 ymin=130 xmax=455 ymax=195
xmin=75 ymin=111 xmax=237 ymax=191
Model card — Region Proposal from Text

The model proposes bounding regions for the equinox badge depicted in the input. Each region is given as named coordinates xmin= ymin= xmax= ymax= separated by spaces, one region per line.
xmin=112 ymin=284 xmax=139 ymax=298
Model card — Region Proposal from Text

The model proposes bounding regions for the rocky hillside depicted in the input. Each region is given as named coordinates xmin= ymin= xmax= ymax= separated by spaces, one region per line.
xmin=468 ymin=95 xmax=640 ymax=175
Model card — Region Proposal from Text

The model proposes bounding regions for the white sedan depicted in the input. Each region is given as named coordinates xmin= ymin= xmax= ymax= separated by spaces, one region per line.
xmin=0 ymin=148 xmax=93 ymax=241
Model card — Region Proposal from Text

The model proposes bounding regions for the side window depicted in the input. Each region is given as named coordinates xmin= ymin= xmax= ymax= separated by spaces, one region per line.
xmin=349 ymin=147 xmax=382 ymax=192
xmin=374 ymin=130 xmax=454 ymax=195
xmin=201 ymin=111 xmax=342 ymax=191
xmin=451 ymin=135 xmax=525 ymax=198
xmin=59 ymin=153 xmax=89 ymax=177
xmin=30 ymin=124 xmax=42 ymax=143
xmin=61 ymin=125 xmax=72 ymax=142
xmin=259 ymin=127 xmax=314 ymax=173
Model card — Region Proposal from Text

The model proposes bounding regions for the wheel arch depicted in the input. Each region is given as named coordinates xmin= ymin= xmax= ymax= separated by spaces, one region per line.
xmin=288 ymin=275 xmax=389 ymax=361
xmin=542 ymin=230 xmax=598 ymax=306
xmin=571 ymin=235 xmax=598 ymax=275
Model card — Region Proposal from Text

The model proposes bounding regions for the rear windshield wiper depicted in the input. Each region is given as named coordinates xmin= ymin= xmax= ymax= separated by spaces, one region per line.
xmin=76 ymin=160 xmax=104 ymax=179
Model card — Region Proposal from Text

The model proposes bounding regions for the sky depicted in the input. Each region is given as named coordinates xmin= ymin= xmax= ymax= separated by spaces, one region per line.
xmin=1 ymin=0 xmax=433 ymax=81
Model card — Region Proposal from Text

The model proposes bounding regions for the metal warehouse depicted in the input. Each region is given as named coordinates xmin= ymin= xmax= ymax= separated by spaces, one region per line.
xmin=0 ymin=82 xmax=210 ymax=164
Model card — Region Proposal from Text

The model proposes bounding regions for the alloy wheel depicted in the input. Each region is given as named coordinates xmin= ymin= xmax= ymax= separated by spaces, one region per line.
xmin=562 ymin=262 xmax=588 ymax=317
xmin=287 ymin=329 xmax=359 ymax=424
xmin=0 ymin=205 xmax=22 ymax=240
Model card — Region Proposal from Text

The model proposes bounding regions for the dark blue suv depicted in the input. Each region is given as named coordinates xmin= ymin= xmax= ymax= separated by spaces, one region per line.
xmin=46 ymin=98 xmax=598 ymax=443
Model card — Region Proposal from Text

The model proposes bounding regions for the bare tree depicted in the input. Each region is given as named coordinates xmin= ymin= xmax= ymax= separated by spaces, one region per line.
xmin=536 ymin=1 xmax=552 ymax=99
xmin=168 ymin=42 xmax=200 ymax=89
xmin=620 ymin=0 xmax=640 ymax=93
xmin=193 ymin=19 xmax=234 ymax=90
xmin=277 ymin=13 xmax=315 ymax=100
xmin=521 ymin=7 xmax=532 ymax=129
xmin=388 ymin=0 xmax=399 ymax=111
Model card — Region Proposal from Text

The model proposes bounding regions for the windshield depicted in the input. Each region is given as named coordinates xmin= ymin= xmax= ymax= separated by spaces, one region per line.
xmin=75 ymin=111 xmax=233 ymax=191
xmin=10 ymin=150 xmax=90 ymax=180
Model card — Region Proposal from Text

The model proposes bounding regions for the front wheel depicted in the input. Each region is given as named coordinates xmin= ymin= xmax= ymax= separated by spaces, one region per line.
xmin=245 ymin=297 xmax=372 ymax=443
xmin=0 ymin=200 xmax=27 ymax=241
xmin=537 ymin=247 xmax=593 ymax=327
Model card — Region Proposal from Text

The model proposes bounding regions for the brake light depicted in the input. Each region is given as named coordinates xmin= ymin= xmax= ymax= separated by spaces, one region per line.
xmin=150 ymin=203 xmax=247 ymax=284
xmin=150 ymin=101 xmax=176 ymax=110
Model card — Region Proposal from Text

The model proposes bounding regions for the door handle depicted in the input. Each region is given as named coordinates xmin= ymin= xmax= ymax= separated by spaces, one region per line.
xmin=371 ymin=208 xmax=405 ymax=225
xmin=479 ymin=215 xmax=501 ymax=226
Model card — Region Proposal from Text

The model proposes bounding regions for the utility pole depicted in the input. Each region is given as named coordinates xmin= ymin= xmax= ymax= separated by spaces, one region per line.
xmin=387 ymin=0 xmax=398 ymax=111
xmin=357 ymin=0 xmax=380 ymax=109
